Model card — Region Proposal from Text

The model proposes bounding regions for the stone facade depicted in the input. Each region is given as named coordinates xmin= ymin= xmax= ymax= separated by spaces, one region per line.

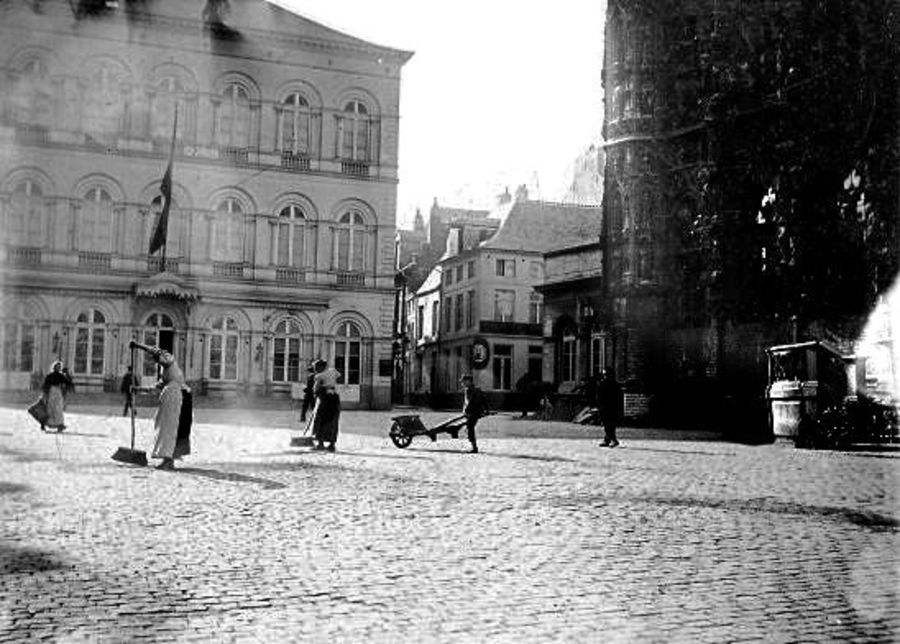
xmin=0 ymin=0 xmax=412 ymax=408
xmin=602 ymin=0 xmax=899 ymax=429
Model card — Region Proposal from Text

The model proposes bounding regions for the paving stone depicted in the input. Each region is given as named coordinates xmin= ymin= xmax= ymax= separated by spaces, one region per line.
xmin=0 ymin=406 xmax=898 ymax=641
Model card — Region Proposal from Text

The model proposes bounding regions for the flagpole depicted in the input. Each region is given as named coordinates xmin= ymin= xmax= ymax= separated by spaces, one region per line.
xmin=162 ymin=106 xmax=177 ymax=270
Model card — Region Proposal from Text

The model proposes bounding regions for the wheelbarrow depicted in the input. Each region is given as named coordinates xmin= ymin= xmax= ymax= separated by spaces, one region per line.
xmin=388 ymin=413 xmax=470 ymax=449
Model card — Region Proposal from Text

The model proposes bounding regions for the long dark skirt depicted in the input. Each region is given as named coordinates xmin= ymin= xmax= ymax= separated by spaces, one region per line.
xmin=174 ymin=387 xmax=192 ymax=459
xmin=312 ymin=392 xmax=341 ymax=444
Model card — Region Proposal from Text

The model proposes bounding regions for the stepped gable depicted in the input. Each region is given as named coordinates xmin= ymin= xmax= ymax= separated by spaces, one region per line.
xmin=480 ymin=200 xmax=602 ymax=254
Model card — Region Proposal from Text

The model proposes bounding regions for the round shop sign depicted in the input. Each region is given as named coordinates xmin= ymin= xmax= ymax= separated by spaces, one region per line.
xmin=471 ymin=337 xmax=490 ymax=370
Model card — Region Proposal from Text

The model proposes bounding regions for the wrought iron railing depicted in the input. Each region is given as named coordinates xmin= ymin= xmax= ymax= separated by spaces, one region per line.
xmin=276 ymin=267 xmax=305 ymax=283
xmin=78 ymin=251 xmax=112 ymax=271
xmin=341 ymin=160 xmax=369 ymax=177
xmin=213 ymin=262 xmax=244 ymax=278
xmin=336 ymin=271 xmax=365 ymax=287
xmin=6 ymin=246 xmax=42 ymax=265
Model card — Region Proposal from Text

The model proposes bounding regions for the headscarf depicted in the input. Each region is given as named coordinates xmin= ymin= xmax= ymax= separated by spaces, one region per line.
xmin=48 ymin=360 xmax=62 ymax=374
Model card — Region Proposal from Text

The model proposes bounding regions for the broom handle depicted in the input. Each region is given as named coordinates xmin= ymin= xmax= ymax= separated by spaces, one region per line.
xmin=129 ymin=340 xmax=160 ymax=355
xmin=129 ymin=344 xmax=136 ymax=451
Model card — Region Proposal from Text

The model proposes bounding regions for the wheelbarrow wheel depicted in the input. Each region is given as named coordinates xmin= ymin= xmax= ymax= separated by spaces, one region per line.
xmin=389 ymin=421 xmax=412 ymax=449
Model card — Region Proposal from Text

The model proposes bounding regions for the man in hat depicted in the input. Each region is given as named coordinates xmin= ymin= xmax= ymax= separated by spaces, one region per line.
xmin=598 ymin=367 xmax=623 ymax=448
xmin=460 ymin=373 xmax=489 ymax=453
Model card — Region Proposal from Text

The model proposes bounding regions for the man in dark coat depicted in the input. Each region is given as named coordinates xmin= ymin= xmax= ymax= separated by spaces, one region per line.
xmin=120 ymin=366 xmax=139 ymax=416
xmin=599 ymin=367 xmax=623 ymax=448
xmin=300 ymin=364 xmax=316 ymax=423
xmin=461 ymin=374 xmax=489 ymax=453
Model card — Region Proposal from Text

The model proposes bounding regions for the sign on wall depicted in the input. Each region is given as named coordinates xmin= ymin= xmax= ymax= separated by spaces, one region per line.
xmin=471 ymin=337 xmax=490 ymax=370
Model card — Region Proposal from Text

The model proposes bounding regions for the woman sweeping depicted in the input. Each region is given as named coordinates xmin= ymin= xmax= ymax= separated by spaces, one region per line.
xmin=129 ymin=341 xmax=189 ymax=470
xmin=311 ymin=358 xmax=341 ymax=452
xmin=40 ymin=361 xmax=72 ymax=432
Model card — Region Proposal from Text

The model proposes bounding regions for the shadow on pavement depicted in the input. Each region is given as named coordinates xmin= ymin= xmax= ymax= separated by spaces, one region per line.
xmin=411 ymin=446 xmax=576 ymax=463
xmin=0 ymin=445 xmax=58 ymax=463
xmin=623 ymin=446 xmax=734 ymax=457
xmin=0 ymin=482 xmax=30 ymax=495
xmin=252 ymin=449 xmax=433 ymax=461
xmin=633 ymin=494 xmax=900 ymax=531
xmin=175 ymin=466 xmax=287 ymax=490
xmin=0 ymin=544 xmax=68 ymax=574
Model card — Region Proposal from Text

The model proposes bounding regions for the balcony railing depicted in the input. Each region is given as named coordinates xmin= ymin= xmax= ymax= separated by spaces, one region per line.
xmin=281 ymin=152 xmax=311 ymax=171
xmin=147 ymin=256 xmax=180 ymax=274
xmin=6 ymin=246 xmax=42 ymax=265
xmin=336 ymin=271 xmax=365 ymax=287
xmin=222 ymin=146 xmax=249 ymax=165
xmin=78 ymin=251 xmax=112 ymax=271
xmin=15 ymin=124 xmax=49 ymax=145
xmin=213 ymin=262 xmax=244 ymax=278
xmin=341 ymin=160 xmax=370 ymax=177
xmin=276 ymin=267 xmax=306 ymax=283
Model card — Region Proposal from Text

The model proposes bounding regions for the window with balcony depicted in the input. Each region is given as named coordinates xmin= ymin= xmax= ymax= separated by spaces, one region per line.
xmin=209 ymin=316 xmax=239 ymax=381
xmin=73 ymin=309 xmax=106 ymax=376
xmin=334 ymin=210 xmax=366 ymax=274
xmin=79 ymin=187 xmax=114 ymax=253
xmin=334 ymin=321 xmax=361 ymax=385
xmin=274 ymin=204 xmax=308 ymax=271
xmin=528 ymin=292 xmax=543 ymax=325
xmin=11 ymin=56 xmax=53 ymax=131
xmin=493 ymin=289 xmax=515 ymax=322
xmin=152 ymin=75 xmax=192 ymax=143
xmin=8 ymin=179 xmax=44 ymax=248
xmin=272 ymin=319 xmax=304 ymax=383
xmin=279 ymin=92 xmax=313 ymax=160
xmin=337 ymin=100 xmax=370 ymax=162
xmin=216 ymin=83 xmax=251 ymax=151
xmin=83 ymin=62 xmax=127 ymax=143
xmin=212 ymin=197 xmax=244 ymax=264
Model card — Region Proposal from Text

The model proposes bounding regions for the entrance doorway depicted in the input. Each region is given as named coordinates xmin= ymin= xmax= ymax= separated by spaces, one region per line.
xmin=142 ymin=313 xmax=176 ymax=379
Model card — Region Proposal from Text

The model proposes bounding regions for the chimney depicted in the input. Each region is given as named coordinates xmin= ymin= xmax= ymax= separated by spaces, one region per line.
xmin=497 ymin=186 xmax=512 ymax=206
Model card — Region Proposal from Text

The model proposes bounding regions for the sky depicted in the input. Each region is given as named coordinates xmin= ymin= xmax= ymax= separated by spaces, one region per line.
xmin=273 ymin=0 xmax=606 ymax=228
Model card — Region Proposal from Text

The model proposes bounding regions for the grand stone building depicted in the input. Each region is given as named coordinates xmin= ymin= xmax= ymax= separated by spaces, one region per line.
xmin=602 ymin=0 xmax=899 ymax=428
xmin=0 ymin=0 xmax=412 ymax=408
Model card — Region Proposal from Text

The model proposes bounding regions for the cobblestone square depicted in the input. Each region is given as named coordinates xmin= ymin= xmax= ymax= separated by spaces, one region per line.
xmin=1 ymin=405 xmax=898 ymax=642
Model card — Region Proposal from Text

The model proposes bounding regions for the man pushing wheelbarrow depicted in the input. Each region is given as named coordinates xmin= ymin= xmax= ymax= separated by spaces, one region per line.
xmin=389 ymin=373 xmax=490 ymax=453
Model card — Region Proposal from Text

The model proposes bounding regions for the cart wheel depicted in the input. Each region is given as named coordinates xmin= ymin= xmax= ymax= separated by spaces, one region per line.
xmin=389 ymin=422 xmax=412 ymax=449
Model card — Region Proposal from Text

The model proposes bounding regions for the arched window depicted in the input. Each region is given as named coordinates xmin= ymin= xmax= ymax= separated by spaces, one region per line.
xmin=208 ymin=316 xmax=239 ymax=381
xmin=79 ymin=187 xmax=114 ymax=252
xmin=337 ymin=100 xmax=369 ymax=161
xmin=272 ymin=319 xmax=303 ymax=383
xmin=212 ymin=198 xmax=244 ymax=262
xmin=280 ymin=93 xmax=311 ymax=155
xmin=152 ymin=76 xmax=187 ymax=141
xmin=275 ymin=204 xmax=307 ymax=267
xmin=74 ymin=308 xmax=106 ymax=375
xmin=12 ymin=57 xmax=53 ymax=128
xmin=333 ymin=321 xmax=361 ymax=385
xmin=217 ymin=83 xmax=250 ymax=149
xmin=1 ymin=317 xmax=35 ymax=373
xmin=335 ymin=210 xmax=366 ymax=272
xmin=141 ymin=313 xmax=175 ymax=379
xmin=9 ymin=180 xmax=44 ymax=247
xmin=83 ymin=62 xmax=126 ymax=141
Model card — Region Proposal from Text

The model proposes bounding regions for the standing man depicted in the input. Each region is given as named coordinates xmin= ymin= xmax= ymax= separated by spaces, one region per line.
xmin=300 ymin=363 xmax=316 ymax=423
xmin=120 ymin=366 xmax=140 ymax=417
xmin=460 ymin=374 xmax=489 ymax=453
xmin=599 ymin=367 xmax=623 ymax=448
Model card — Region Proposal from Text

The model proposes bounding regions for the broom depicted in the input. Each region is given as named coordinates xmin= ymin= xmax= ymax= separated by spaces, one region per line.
xmin=290 ymin=397 xmax=317 ymax=447
xmin=111 ymin=344 xmax=148 ymax=466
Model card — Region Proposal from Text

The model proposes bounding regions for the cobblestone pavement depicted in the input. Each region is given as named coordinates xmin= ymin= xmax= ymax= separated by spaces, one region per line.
xmin=1 ymin=405 xmax=898 ymax=643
